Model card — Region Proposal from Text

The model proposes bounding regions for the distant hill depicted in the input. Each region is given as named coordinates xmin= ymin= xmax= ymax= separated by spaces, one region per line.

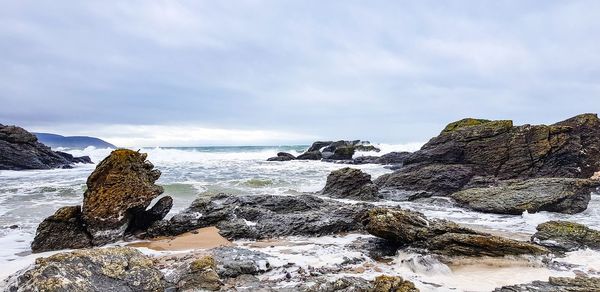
xmin=33 ymin=133 xmax=116 ymax=149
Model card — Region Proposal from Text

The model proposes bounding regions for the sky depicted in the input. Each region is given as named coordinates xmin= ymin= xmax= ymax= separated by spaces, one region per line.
xmin=1 ymin=1 xmax=599 ymax=146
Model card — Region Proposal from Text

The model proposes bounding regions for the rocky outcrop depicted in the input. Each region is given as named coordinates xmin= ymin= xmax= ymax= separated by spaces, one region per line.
xmin=372 ymin=275 xmax=419 ymax=292
xmin=494 ymin=276 xmax=600 ymax=292
xmin=175 ymin=255 xmax=222 ymax=291
xmin=147 ymin=193 xmax=370 ymax=240
xmin=531 ymin=221 xmax=600 ymax=252
xmin=0 ymin=124 xmax=92 ymax=170
xmin=362 ymin=208 xmax=548 ymax=257
xmin=296 ymin=140 xmax=381 ymax=161
xmin=296 ymin=150 xmax=322 ymax=160
xmin=5 ymin=247 xmax=165 ymax=291
xmin=451 ymin=178 xmax=599 ymax=215
xmin=267 ymin=152 xmax=296 ymax=161
xmin=378 ymin=114 xmax=600 ymax=196
xmin=31 ymin=149 xmax=172 ymax=251
xmin=321 ymin=168 xmax=380 ymax=200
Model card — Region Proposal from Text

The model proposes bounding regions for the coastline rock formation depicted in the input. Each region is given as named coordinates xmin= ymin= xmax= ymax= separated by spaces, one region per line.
xmin=451 ymin=178 xmax=599 ymax=215
xmin=295 ymin=140 xmax=380 ymax=161
xmin=0 ymin=124 xmax=92 ymax=170
xmin=362 ymin=208 xmax=548 ymax=257
xmin=321 ymin=167 xmax=380 ymax=200
xmin=147 ymin=193 xmax=370 ymax=240
xmin=531 ymin=221 xmax=600 ymax=252
xmin=266 ymin=152 xmax=296 ymax=161
xmin=495 ymin=276 xmax=600 ymax=292
xmin=31 ymin=149 xmax=172 ymax=252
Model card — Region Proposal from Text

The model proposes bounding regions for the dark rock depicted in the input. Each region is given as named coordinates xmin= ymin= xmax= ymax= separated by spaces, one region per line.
xmin=307 ymin=141 xmax=334 ymax=152
xmin=6 ymin=247 xmax=165 ymax=291
xmin=321 ymin=167 xmax=380 ymax=201
xmin=82 ymin=149 xmax=165 ymax=245
xmin=347 ymin=237 xmax=400 ymax=260
xmin=147 ymin=194 xmax=370 ymax=240
xmin=531 ymin=221 xmax=600 ymax=252
xmin=31 ymin=206 xmax=92 ymax=253
xmin=494 ymin=276 xmax=600 ymax=292
xmin=451 ymin=178 xmax=598 ymax=215
xmin=330 ymin=146 xmax=355 ymax=160
xmin=128 ymin=196 xmax=174 ymax=234
xmin=267 ymin=152 xmax=296 ymax=161
xmin=0 ymin=124 xmax=93 ymax=170
xmin=362 ymin=208 xmax=548 ymax=257
xmin=297 ymin=151 xmax=322 ymax=160
xmin=211 ymin=246 xmax=271 ymax=278
xmin=375 ymin=163 xmax=474 ymax=196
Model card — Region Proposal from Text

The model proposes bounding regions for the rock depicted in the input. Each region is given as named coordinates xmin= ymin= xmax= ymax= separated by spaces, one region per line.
xmin=362 ymin=208 xmax=548 ymax=257
xmin=451 ymin=178 xmax=599 ymax=215
xmin=297 ymin=151 xmax=322 ymax=160
xmin=147 ymin=194 xmax=370 ymax=240
xmin=375 ymin=164 xmax=475 ymax=196
xmin=31 ymin=206 xmax=92 ymax=252
xmin=128 ymin=196 xmax=174 ymax=234
xmin=82 ymin=149 xmax=165 ymax=245
xmin=0 ymin=124 xmax=92 ymax=170
xmin=330 ymin=146 xmax=355 ymax=160
xmin=425 ymin=233 xmax=549 ymax=257
xmin=6 ymin=247 xmax=165 ymax=291
xmin=307 ymin=141 xmax=335 ymax=152
xmin=211 ymin=247 xmax=271 ymax=278
xmin=267 ymin=152 xmax=296 ymax=161
xmin=494 ymin=275 xmax=600 ymax=292
xmin=347 ymin=237 xmax=400 ymax=260
xmin=321 ymin=167 xmax=380 ymax=201
xmin=176 ymin=255 xmax=222 ymax=291
xmin=531 ymin=221 xmax=600 ymax=252
xmin=372 ymin=275 xmax=419 ymax=292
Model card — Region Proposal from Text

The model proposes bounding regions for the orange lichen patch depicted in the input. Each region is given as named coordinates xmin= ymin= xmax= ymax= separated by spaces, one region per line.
xmin=128 ymin=227 xmax=232 ymax=251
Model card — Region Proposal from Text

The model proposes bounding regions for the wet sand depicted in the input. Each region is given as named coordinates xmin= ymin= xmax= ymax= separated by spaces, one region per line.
xmin=128 ymin=227 xmax=232 ymax=251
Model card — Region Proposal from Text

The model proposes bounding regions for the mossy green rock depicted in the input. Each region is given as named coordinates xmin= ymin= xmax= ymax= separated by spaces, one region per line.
xmin=532 ymin=221 xmax=600 ymax=252
xmin=8 ymin=247 xmax=165 ymax=291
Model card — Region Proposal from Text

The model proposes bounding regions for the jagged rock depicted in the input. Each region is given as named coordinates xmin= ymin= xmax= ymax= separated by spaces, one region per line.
xmin=6 ymin=247 xmax=165 ymax=292
xmin=297 ymin=140 xmax=380 ymax=161
xmin=494 ymin=276 xmax=600 ymax=292
xmin=372 ymin=275 xmax=419 ymax=292
xmin=0 ymin=124 xmax=92 ymax=170
xmin=147 ymin=194 xmax=370 ymax=240
xmin=176 ymin=255 xmax=222 ymax=291
xmin=128 ymin=196 xmax=174 ymax=234
xmin=531 ymin=221 xmax=600 ymax=252
xmin=31 ymin=206 xmax=92 ymax=252
xmin=297 ymin=151 xmax=322 ymax=160
xmin=267 ymin=152 xmax=296 ymax=161
xmin=307 ymin=141 xmax=334 ymax=152
xmin=321 ymin=167 xmax=380 ymax=201
xmin=82 ymin=149 xmax=166 ymax=245
xmin=451 ymin=178 xmax=598 ymax=215
xmin=375 ymin=164 xmax=474 ymax=196
xmin=362 ymin=208 xmax=548 ymax=257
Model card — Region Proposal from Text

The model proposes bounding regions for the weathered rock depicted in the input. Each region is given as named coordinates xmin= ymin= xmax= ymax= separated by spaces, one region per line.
xmin=372 ymin=275 xmax=419 ymax=292
xmin=307 ymin=141 xmax=335 ymax=152
xmin=297 ymin=150 xmax=322 ymax=160
xmin=211 ymin=247 xmax=271 ymax=278
xmin=451 ymin=178 xmax=598 ymax=215
xmin=82 ymin=149 xmax=165 ymax=245
xmin=0 ymin=124 xmax=92 ymax=170
xmin=531 ymin=221 xmax=600 ymax=252
xmin=31 ymin=206 xmax=92 ymax=253
xmin=267 ymin=152 xmax=296 ymax=161
xmin=330 ymin=146 xmax=355 ymax=160
xmin=147 ymin=194 xmax=370 ymax=240
xmin=347 ymin=237 xmax=400 ymax=260
xmin=494 ymin=275 xmax=600 ymax=292
xmin=176 ymin=255 xmax=222 ymax=291
xmin=128 ymin=196 xmax=173 ymax=234
xmin=6 ymin=247 xmax=165 ymax=292
xmin=321 ymin=167 xmax=380 ymax=201
xmin=375 ymin=163 xmax=475 ymax=196
xmin=362 ymin=208 xmax=548 ymax=257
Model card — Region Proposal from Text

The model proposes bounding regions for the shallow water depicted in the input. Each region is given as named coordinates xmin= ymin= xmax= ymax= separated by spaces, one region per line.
xmin=0 ymin=145 xmax=599 ymax=290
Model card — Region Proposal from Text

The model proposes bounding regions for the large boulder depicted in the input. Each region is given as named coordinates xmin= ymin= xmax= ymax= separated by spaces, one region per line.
xmin=0 ymin=124 xmax=92 ymax=170
xmin=5 ymin=247 xmax=165 ymax=291
xmin=82 ymin=149 xmax=166 ymax=245
xmin=531 ymin=221 xmax=600 ymax=252
xmin=362 ymin=208 xmax=548 ymax=257
xmin=296 ymin=150 xmax=322 ymax=160
xmin=321 ymin=167 xmax=380 ymax=200
xmin=494 ymin=276 xmax=600 ymax=292
xmin=375 ymin=163 xmax=475 ymax=196
xmin=451 ymin=178 xmax=598 ymax=215
xmin=31 ymin=206 xmax=92 ymax=253
xmin=147 ymin=194 xmax=370 ymax=240
xmin=297 ymin=140 xmax=381 ymax=161
xmin=266 ymin=152 xmax=296 ymax=161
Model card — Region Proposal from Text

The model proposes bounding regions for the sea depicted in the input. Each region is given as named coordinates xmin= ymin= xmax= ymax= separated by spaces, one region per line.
xmin=1 ymin=145 xmax=599 ymax=291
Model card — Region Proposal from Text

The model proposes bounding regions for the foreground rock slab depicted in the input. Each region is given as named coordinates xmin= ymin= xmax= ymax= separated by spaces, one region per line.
xmin=0 ymin=124 xmax=91 ymax=170
xmin=494 ymin=276 xmax=600 ymax=292
xmin=451 ymin=178 xmax=599 ymax=215
xmin=321 ymin=167 xmax=380 ymax=201
xmin=531 ymin=221 xmax=600 ymax=252
xmin=148 ymin=193 xmax=370 ymax=240
xmin=5 ymin=247 xmax=165 ymax=292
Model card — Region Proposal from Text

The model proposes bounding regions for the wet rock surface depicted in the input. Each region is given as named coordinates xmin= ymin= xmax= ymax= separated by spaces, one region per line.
xmin=267 ymin=152 xmax=296 ymax=161
xmin=321 ymin=167 xmax=380 ymax=201
xmin=295 ymin=140 xmax=380 ymax=161
xmin=5 ymin=247 xmax=165 ymax=292
xmin=148 ymin=193 xmax=371 ymax=240
xmin=30 ymin=206 xmax=92 ymax=253
xmin=531 ymin=221 xmax=600 ymax=252
xmin=494 ymin=276 xmax=600 ymax=292
xmin=362 ymin=208 xmax=548 ymax=257
xmin=451 ymin=178 xmax=599 ymax=215
xmin=375 ymin=163 xmax=474 ymax=196
xmin=0 ymin=124 xmax=92 ymax=170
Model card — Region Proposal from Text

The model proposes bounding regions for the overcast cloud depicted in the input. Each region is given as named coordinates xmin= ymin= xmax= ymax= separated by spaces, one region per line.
xmin=1 ymin=1 xmax=599 ymax=146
